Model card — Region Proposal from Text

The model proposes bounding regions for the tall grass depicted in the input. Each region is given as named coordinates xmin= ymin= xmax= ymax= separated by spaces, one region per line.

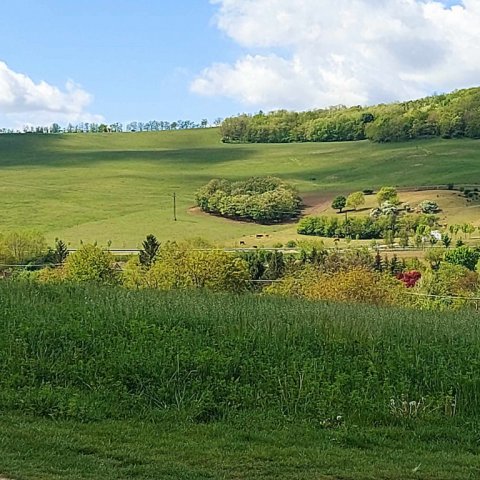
xmin=0 ymin=281 xmax=479 ymax=424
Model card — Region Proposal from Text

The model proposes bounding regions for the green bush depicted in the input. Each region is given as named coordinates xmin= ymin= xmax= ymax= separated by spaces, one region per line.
xmin=64 ymin=244 xmax=118 ymax=284
xmin=418 ymin=200 xmax=439 ymax=214
xmin=444 ymin=246 xmax=480 ymax=271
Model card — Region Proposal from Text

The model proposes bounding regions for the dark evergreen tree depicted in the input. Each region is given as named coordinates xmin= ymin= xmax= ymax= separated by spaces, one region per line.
xmin=139 ymin=234 xmax=160 ymax=267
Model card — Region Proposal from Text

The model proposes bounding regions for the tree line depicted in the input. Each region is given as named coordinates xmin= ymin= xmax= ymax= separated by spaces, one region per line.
xmin=6 ymin=230 xmax=480 ymax=311
xmin=0 ymin=118 xmax=223 ymax=135
xmin=220 ymin=87 xmax=480 ymax=143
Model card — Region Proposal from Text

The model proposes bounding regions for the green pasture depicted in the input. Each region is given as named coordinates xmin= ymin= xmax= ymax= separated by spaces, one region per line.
xmin=1 ymin=129 xmax=479 ymax=246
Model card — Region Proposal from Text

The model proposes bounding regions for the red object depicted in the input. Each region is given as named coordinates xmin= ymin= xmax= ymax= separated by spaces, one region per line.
xmin=396 ymin=270 xmax=421 ymax=288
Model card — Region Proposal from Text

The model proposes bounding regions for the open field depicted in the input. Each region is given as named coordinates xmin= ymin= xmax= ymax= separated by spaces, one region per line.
xmin=0 ymin=282 xmax=479 ymax=479
xmin=1 ymin=130 xmax=480 ymax=246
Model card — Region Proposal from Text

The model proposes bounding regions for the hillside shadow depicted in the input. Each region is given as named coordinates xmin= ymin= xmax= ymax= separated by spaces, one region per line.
xmin=0 ymin=134 xmax=258 ymax=168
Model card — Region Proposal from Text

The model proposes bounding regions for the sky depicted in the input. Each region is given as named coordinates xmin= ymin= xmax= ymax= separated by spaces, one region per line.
xmin=0 ymin=0 xmax=478 ymax=128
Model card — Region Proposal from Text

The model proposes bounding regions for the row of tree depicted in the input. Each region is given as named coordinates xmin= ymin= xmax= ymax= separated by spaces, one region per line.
xmin=196 ymin=176 xmax=302 ymax=224
xmin=0 ymin=118 xmax=223 ymax=135
xmin=221 ymin=87 xmax=480 ymax=143
xmin=5 ymin=230 xmax=480 ymax=311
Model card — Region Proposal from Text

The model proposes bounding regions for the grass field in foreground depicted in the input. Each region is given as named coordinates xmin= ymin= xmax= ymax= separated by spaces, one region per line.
xmin=0 ymin=282 xmax=480 ymax=479
xmin=1 ymin=414 xmax=479 ymax=480
xmin=1 ymin=129 xmax=480 ymax=246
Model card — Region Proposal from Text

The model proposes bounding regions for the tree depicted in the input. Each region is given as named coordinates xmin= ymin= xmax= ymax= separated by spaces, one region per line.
xmin=441 ymin=233 xmax=452 ymax=248
xmin=0 ymin=230 xmax=47 ymax=264
xmin=346 ymin=191 xmax=365 ymax=210
xmin=46 ymin=238 xmax=69 ymax=264
xmin=144 ymin=243 xmax=249 ymax=292
xmin=331 ymin=195 xmax=347 ymax=213
xmin=139 ymin=234 xmax=160 ymax=267
xmin=418 ymin=200 xmax=439 ymax=214
xmin=444 ymin=246 xmax=480 ymax=271
xmin=64 ymin=244 xmax=118 ymax=284
xmin=377 ymin=186 xmax=399 ymax=205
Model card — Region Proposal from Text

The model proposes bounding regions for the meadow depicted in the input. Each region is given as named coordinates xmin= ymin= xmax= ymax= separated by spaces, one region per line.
xmin=1 ymin=130 xmax=480 ymax=247
xmin=0 ymin=282 xmax=480 ymax=479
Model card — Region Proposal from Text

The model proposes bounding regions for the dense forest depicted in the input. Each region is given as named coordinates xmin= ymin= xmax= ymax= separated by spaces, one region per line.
xmin=221 ymin=87 xmax=480 ymax=143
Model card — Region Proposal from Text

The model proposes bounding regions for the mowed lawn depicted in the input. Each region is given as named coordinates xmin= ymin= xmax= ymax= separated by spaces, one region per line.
xmin=1 ymin=129 xmax=480 ymax=246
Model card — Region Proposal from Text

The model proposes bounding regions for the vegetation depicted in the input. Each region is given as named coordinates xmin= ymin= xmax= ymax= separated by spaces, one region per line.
xmin=2 ymin=129 xmax=480 ymax=245
xmin=221 ymin=86 xmax=480 ymax=143
xmin=2 ymin=413 xmax=479 ymax=480
xmin=139 ymin=234 xmax=160 ymax=267
xmin=377 ymin=186 xmax=399 ymax=206
xmin=419 ymin=200 xmax=440 ymax=214
xmin=346 ymin=191 xmax=365 ymax=210
xmin=0 ymin=230 xmax=47 ymax=265
xmin=0 ymin=281 xmax=479 ymax=425
xmin=331 ymin=195 xmax=346 ymax=212
xmin=196 ymin=176 xmax=302 ymax=223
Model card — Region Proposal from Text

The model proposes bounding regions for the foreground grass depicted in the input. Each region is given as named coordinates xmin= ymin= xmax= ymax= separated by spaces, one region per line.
xmin=1 ymin=282 xmax=480 ymax=422
xmin=1 ymin=282 xmax=480 ymax=478
xmin=0 ymin=130 xmax=479 ymax=245
xmin=1 ymin=414 xmax=479 ymax=479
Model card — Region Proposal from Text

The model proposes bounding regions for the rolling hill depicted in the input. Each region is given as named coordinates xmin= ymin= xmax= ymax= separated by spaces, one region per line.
xmin=1 ymin=128 xmax=480 ymax=247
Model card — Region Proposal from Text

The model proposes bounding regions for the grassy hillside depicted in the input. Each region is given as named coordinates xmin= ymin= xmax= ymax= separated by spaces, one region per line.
xmin=0 ymin=282 xmax=479 ymax=479
xmin=1 ymin=129 xmax=480 ymax=246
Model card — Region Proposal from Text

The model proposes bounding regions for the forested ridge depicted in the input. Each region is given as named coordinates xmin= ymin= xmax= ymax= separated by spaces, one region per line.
xmin=221 ymin=87 xmax=480 ymax=143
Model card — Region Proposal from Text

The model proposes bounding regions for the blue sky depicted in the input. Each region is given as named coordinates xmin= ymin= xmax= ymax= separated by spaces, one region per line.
xmin=0 ymin=0 xmax=476 ymax=128
xmin=0 ymin=0 xmax=245 ymax=126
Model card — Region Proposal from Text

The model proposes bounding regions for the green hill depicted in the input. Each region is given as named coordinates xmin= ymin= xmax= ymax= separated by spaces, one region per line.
xmin=1 ymin=129 xmax=480 ymax=246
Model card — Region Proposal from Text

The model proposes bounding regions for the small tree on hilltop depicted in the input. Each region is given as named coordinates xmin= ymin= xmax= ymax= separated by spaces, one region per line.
xmin=331 ymin=195 xmax=347 ymax=213
xmin=377 ymin=186 xmax=399 ymax=206
xmin=346 ymin=191 xmax=365 ymax=211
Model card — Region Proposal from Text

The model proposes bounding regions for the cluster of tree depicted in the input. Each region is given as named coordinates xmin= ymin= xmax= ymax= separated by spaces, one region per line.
xmin=0 ymin=118 xmax=223 ymax=135
xmin=221 ymin=87 xmax=480 ymax=143
xmin=0 ymin=231 xmax=69 ymax=267
xmin=196 ymin=177 xmax=302 ymax=224
xmin=331 ymin=191 xmax=366 ymax=212
xmin=297 ymin=212 xmax=435 ymax=241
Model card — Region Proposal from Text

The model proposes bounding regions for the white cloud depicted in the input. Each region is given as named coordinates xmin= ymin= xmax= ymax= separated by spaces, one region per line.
xmin=0 ymin=61 xmax=103 ymax=127
xmin=192 ymin=0 xmax=480 ymax=110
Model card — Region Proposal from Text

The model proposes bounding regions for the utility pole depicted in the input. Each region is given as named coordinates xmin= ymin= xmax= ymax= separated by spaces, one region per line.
xmin=173 ymin=192 xmax=177 ymax=221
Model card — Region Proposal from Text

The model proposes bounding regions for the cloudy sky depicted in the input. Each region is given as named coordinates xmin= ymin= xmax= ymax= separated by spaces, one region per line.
xmin=0 ymin=0 xmax=477 ymax=128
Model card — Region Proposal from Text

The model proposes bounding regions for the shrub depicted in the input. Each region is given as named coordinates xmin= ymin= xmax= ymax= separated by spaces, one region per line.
xmin=266 ymin=267 xmax=402 ymax=306
xmin=376 ymin=186 xmax=399 ymax=205
xmin=444 ymin=246 xmax=480 ymax=271
xmin=64 ymin=244 xmax=118 ymax=284
xmin=0 ymin=230 xmax=47 ymax=265
xmin=396 ymin=270 xmax=421 ymax=288
xmin=143 ymin=242 xmax=250 ymax=292
xmin=418 ymin=200 xmax=439 ymax=214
